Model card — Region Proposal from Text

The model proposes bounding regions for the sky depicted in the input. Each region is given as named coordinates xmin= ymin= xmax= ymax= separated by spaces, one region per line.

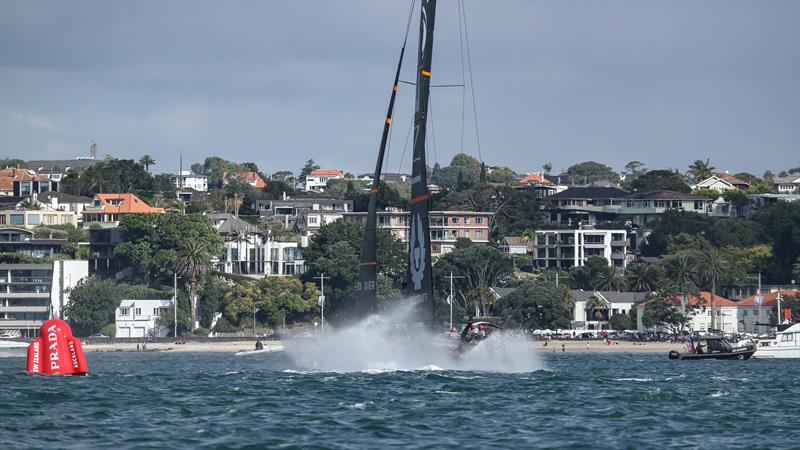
xmin=1 ymin=0 xmax=799 ymax=177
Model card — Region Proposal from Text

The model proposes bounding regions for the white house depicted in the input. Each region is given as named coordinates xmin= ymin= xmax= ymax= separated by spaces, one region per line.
xmin=171 ymin=171 xmax=208 ymax=192
xmin=635 ymin=292 xmax=739 ymax=333
xmin=500 ymin=236 xmax=533 ymax=255
xmin=736 ymin=290 xmax=798 ymax=333
xmin=304 ymin=169 xmax=343 ymax=193
xmin=773 ymin=175 xmax=800 ymax=194
xmin=692 ymin=173 xmax=749 ymax=193
xmin=115 ymin=299 xmax=173 ymax=338
xmin=570 ymin=290 xmax=646 ymax=330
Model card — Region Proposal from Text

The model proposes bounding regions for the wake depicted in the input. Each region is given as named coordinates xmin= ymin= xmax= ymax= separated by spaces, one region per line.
xmin=283 ymin=300 xmax=545 ymax=373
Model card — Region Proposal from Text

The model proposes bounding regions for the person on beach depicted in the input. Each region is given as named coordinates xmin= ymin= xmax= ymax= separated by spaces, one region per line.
xmin=562 ymin=344 xmax=565 ymax=352
xmin=255 ymin=339 xmax=264 ymax=350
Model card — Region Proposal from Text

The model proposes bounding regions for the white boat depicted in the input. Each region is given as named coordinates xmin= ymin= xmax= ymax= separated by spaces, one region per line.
xmin=0 ymin=340 xmax=28 ymax=358
xmin=753 ymin=323 xmax=800 ymax=359
xmin=234 ymin=345 xmax=284 ymax=356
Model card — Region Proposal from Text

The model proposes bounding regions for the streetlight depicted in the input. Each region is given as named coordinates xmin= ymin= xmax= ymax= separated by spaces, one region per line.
xmin=173 ymin=273 xmax=181 ymax=338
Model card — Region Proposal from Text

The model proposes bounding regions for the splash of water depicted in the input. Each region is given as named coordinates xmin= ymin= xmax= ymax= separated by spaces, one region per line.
xmin=284 ymin=300 xmax=544 ymax=373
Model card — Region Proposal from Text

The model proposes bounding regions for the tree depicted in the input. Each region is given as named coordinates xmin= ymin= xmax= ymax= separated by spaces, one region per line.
xmin=567 ymin=161 xmax=619 ymax=184
xmin=176 ymin=239 xmax=212 ymax=331
xmin=641 ymin=295 xmax=690 ymax=334
xmin=753 ymin=203 xmax=800 ymax=282
xmin=542 ymin=162 xmax=552 ymax=174
xmin=139 ymin=155 xmax=155 ymax=173
xmin=663 ymin=253 xmax=697 ymax=313
xmin=299 ymin=159 xmax=320 ymax=179
xmin=692 ymin=188 xmax=722 ymax=200
xmin=688 ymin=159 xmax=715 ymax=182
xmin=793 ymin=256 xmax=800 ymax=283
xmin=433 ymin=244 xmax=513 ymax=317
xmin=486 ymin=166 xmax=517 ymax=185
xmin=271 ymin=170 xmax=294 ymax=182
xmin=584 ymin=295 xmax=607 ymax=328
xmin=697 ymin=248 xmax=728 ymax=330
xmin=430 ymin=153 xmax=482 ymax=190
xmin=591 ymin=266 xmax=625 ymax=291
xmin=0 ymin=158 xmax=27 ymax=169
xmin=609 ymin=313 xmax=632 ymax=330
xmin=64 ymin=276 xmax=127 ymax=335
xmin=625 ymin=262 xmax=661 ymax=292
xmin=630 ymin=169 xmax=691 ymax=193
xmin=497 ymin=280 xmax=572 ymax=330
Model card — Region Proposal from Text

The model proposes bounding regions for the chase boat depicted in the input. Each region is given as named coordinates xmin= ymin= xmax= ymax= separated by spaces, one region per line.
xmin=668 ymin=336 xmax=755 ymax=361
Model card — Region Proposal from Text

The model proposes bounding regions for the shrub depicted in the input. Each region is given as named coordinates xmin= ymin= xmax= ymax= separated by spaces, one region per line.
xmin=100 ymin=323 xmax=117 ymax=337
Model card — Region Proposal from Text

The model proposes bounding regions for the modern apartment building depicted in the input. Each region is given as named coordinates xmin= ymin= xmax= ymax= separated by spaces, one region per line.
xmin=0 ymin=260 xmax=89 ymax=337
xmin=533 ymin=228 xmax=628 ymax=269
xmin=340 ymin=209 xmax=492 ymax=256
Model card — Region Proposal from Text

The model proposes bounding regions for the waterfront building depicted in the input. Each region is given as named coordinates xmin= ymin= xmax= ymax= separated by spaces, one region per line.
xmin=532 ymin=227 xmax=628 ymax=269
xmin=341 ymin=209 xmax=492 ymax=257
xmin=0 ymin=208 xmax=77 ymax=228
xmin=253 ymin=196 xmax=352 ymax=217
xmin=0 ymin=260 xmax=88 ymax=337
xmin=570 ymin=290 xmax=646 ymax=330
xmin=115 ymin=299 xmax=173 ymax=338
xmin=0 ymin=228 xmax=67 ymax=259
xmin=36 ymin=192 xmax=94 ymax=221
xmin=304 ymin=169 xmax=343 ymax=193
xmin=635 ymin=291 xmax=739 ymax=333
xmin=736 ymin=290 xmax=799 ymax=333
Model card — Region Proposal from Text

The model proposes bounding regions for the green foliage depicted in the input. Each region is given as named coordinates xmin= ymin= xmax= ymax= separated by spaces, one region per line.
xmin=752 ymin=202 xmax=800 ymax=282
xmin=692 ymin=188 xmax=722 ymax=200
xmin=0 ymin=158 xmax=27 ymax=168
xmin=33 ymin=224 xmax=87 ymax=243
xmin=625 ymin=262 xmax=662 ymax=292
xmin=591 ymin=266 xmax=625 ymax=291
xmin=609 ymin=313 xmax=632 ymax=330
xmin=630 ymin=169 xmax=690 ymax=193
xmin=114 ymin=214 xmax=223 ymax=286
xmin=707 ymin=218 xmax=766 ymax=247
xmin=65 ymin=276 xmax=128 ymax=335
xmin=486 ymin=166 xmax=517 ymax=185
xmin=431 ymin=153 xmax=482 ymax=190
xmin=192 ymin=156 xmax=255 ymax=189
xmin=59 ymin=158 xmax=154 ymax=198
xmin=194 ymin=327 xmax=211 ymax=337
xmin=347 ymin=181 xmax=406 ymax=212
xmin=0 ymin=253 xmax=44 ymax=264
xmin=496 ymin=280 xmax=572 ymax=330
xmin=687 ymin=159 xmax=715 ymax=182
xmin=567 ymin=161 xmax=619 ymax=183
xmin=99 ymin=324 xmax=116 ymax=337
xmin=666 ymin=233 xmax=712 ymax=254
xmin=567 ymin=256 xmax=610 ymax=290
xmin=221 ymin=276 xmax=319 ymax=328
xmin=302 ymin=221 xmax=406 ymax=319
xmin=641 ymin=296 xmax=690 ymax=333
xmin=299 ymin=159 xmax=320 ymax=179
xmin=793 ymin=257 xmax=800 ymax=283
xmin=722 ymin=189 xmax=748 ymax=213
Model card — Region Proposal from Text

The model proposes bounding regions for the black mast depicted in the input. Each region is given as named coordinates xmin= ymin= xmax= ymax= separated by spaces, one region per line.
xmin=406 ymin=0 xmax=436 ymax=326
xmin=355 ymin=43 xmax=408 ymax=317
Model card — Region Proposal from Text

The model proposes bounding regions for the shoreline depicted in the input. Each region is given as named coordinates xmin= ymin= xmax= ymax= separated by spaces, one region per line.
xmin=83 ymin=339 xmax=683 ymax=354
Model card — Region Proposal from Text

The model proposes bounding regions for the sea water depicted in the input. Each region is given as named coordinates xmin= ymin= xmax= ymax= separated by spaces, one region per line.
xmin=1 ymin=351 xmax=798 ymax=449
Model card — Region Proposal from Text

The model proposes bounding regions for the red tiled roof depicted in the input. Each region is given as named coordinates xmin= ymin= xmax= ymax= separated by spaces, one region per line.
xmin=0 ymin=168 xmax=53 ymax=192
xmin=223 ymin=171 xmax=267 ymax=189
xmin=83 ymin=193 xmax=165 ymax=215
xmin=715 ymin=172 xmax=750 ymax=186
xmin=519 ymin=172 xmax=552 ymax=185
xmin=737 ymin=290 xmax=799 ymax=307
xmin=310 ymin=169 xmax=343 ymax=177
xmin=663 ymin=291 xmax=738 ymax=308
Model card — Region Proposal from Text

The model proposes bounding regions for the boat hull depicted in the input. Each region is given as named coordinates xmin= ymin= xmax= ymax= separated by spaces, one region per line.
xmin=668 ymin=348 xmax=755 ymax=361
xmin=234 ymin=346 xmax=284 ymax=356
xmin=753 ymin=347 xmax=800 ymax=359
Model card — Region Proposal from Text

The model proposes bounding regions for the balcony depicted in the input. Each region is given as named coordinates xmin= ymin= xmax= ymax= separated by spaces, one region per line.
xmin=0 ymin=305 xmax=49 ymax=313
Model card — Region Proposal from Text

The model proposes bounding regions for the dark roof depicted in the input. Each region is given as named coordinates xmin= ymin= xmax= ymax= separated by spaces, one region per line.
xmin=569 ymin=290 xmax=650 ymax=304
xmin=37 ymin=191 xmax=93 ymax=204
xmin=209 ymin=213 xmax=259 ymax=234
xmin=628 ymin=190 xmax=706 ymax=200
xmin=547 ymin=187 xmax=630 ymax=200
xmin=26 ymin=159 xmax=98 ymax=172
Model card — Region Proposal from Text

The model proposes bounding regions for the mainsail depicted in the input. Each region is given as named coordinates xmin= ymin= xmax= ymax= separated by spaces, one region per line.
xmin=406 ymin=0 xmax=437 ymax=326
xmin=355 ymin=40 xmax=408 ymax=316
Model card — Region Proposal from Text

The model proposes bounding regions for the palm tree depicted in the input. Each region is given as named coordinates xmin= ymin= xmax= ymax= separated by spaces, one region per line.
xmin=172 ymin=199 xmax=187 ymax=214
xmin=520 ymin=228 xmax=535 ymax=267
xmin=176 ymin=239 xmax=212 ymax=331
xmin=625 ymin=262 xmax=660 ymax=292
xmin=688 ymin=158 xmax=715 ymax=182
xmin=139 ymin=155 xmax=155 ymax=173
xmin=591 ymin=266 xmax=625 ymax=291
xmin=663 ymin=253 xmax=697 ymax=314
xmin=697 ymin=249 xmax=728 ymax=331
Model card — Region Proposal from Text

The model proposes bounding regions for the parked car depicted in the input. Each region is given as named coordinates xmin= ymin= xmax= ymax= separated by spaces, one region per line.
xmin=87 ymin=333 xmax=109 ymax=339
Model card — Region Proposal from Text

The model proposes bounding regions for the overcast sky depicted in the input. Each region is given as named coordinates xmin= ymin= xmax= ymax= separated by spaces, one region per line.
xmin=1 ymin=0 xmax=798 ymax=177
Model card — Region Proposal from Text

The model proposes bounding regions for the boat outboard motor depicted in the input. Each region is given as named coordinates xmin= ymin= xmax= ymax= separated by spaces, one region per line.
xmin=26 ymin=319 xmax=89 ymax=375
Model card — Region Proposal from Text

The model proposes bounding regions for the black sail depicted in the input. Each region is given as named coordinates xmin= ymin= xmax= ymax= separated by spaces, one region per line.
xmin=406 ymin=0 xmax=436 ymax=326
xmin=355 ymin=45 xmax=407 ymax=317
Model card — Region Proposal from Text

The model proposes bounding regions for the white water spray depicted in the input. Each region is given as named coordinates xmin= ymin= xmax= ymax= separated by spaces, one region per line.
xmin=284 ymin=300 xmax=545 ymax=373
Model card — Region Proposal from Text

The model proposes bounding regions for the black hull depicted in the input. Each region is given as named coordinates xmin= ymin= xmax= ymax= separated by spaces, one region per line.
xmin=668 ymin=348 xmax=755 ymax=361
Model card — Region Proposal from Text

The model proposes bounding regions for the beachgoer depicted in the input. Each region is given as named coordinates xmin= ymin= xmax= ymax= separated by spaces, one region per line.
xmin=562 ymin=344 xmax=565 ymax=352
xmin=255 ymin=339 xmax=264 ymax=350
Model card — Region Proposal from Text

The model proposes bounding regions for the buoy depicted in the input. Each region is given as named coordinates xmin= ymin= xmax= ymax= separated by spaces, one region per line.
xmin=26 ymin=319 xmax=88 ymax=375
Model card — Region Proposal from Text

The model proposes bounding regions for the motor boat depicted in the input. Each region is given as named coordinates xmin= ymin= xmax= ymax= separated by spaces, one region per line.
xmin=0 ymin=340 xmax=28 ymax=358
xmin=452 ymin=321 xmax=501 ymax=358
xmin=753 ymin=323 xmax=800 ymax=359
xmin=234 ymin=345 xmax=284 ymax=356
xmin=668 ymin=336 xmax=755 ymax=360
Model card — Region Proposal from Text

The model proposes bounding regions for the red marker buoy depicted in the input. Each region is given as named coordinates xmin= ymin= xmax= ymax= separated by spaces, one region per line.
xmin=27 ymin=319 xmax=88 ymax=375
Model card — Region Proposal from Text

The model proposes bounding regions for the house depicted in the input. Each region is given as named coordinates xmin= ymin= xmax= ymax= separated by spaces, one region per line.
xmin=692 ymin=173 xmax=750 ymax=192
xmin=736 ymin=290 xmax=799 ymax=333
xmin=340 ymin=209 xmax=492 ymax=256
xmin=82 ymin=193 xmax=165 ymax=227
xmin=0 ymin=209 xmax=78 ymax=229
xmin=0 ymin=260 xmax=89 ymax=337
xmin=518 ymin=172 xmax=552 ymax=186
xmin=253 ymin=196 xmax=352 ymax=217
xmin=223 ymin=171 xmax=267 ymax=189
xmin=36 ymin=192 xmax=94 ymax=220
xmin=0 ymin=228 xmax=67 ymax=259
xmin=533 ymin=227 xmax=629 ymax=269
xmin=210 ymin=213 xmax=305 ymax=276
xmin=500 ymin=236 xmax=534 ymax=255
xmin=88 ymin=226 xmax=122 ymax=274
xmin=170 ymin=171 xmax=208 ymax=192
xmin=740 ymin=193 xmax=800 ymax=218
xmin=115 ymin=299 xmax=174 ymax=338
xmin=570 ymin=290 xmax=647 ymax=330
xmin=635 ymin=291 xmax=739 ymax=333
xmin=544 ymin=187 xmax=630 ymax=227
xmin=0 ymin=168 xmax=59 ymax=196
xmin=773 ymin=174 xmax=800 ymax=194
xmin=620 ymin=190 xmax=713 ymax=226
xmin=294 ymin=209 xmax=347 ymax=247
xmin=304 ymin=169 xmax=343 ymax=192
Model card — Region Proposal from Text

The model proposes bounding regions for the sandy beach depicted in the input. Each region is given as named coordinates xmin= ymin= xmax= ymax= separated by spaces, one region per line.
xmin=83 ymin=339 xmax=683 ymax=354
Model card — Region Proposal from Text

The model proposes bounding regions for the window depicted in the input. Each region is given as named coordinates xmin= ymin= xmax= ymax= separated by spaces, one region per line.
xmin=464 ymin=217 xmax=470 ymax=224
xmin=452 ymin=217 xmax=460 ymax=224
xmin=153 ymin=308 xmax=161 ymax=316
xmin=694 ymin=201 xmax=705 ymax=210
xmin=10 ymin=215 xmax=24 ymax=225
xmin=452 ymin=230 xmax=459 ymax=238
xmin=475 ymin=217 xmax=483 ymax=224
xmin=781 ymin=333 xmax=794 ymax=342
xmin=308 ymin=216 xmax=319 ymax=225
xmin=120 ymin=308 xmax=130 ymax=316
xmin=464 ymin=230 xmax=470 ymax=238
xmin=476 ymin=230 xmax=484 ymax=238
xmin=134 ymin=308 xmax=142 ymax=316
xmin=28 ymin=214 xmax=40 ymax=225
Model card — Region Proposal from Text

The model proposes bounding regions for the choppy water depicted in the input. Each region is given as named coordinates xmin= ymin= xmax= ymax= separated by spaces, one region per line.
xmin=1 ymin=351 xmax=798 ymax=449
